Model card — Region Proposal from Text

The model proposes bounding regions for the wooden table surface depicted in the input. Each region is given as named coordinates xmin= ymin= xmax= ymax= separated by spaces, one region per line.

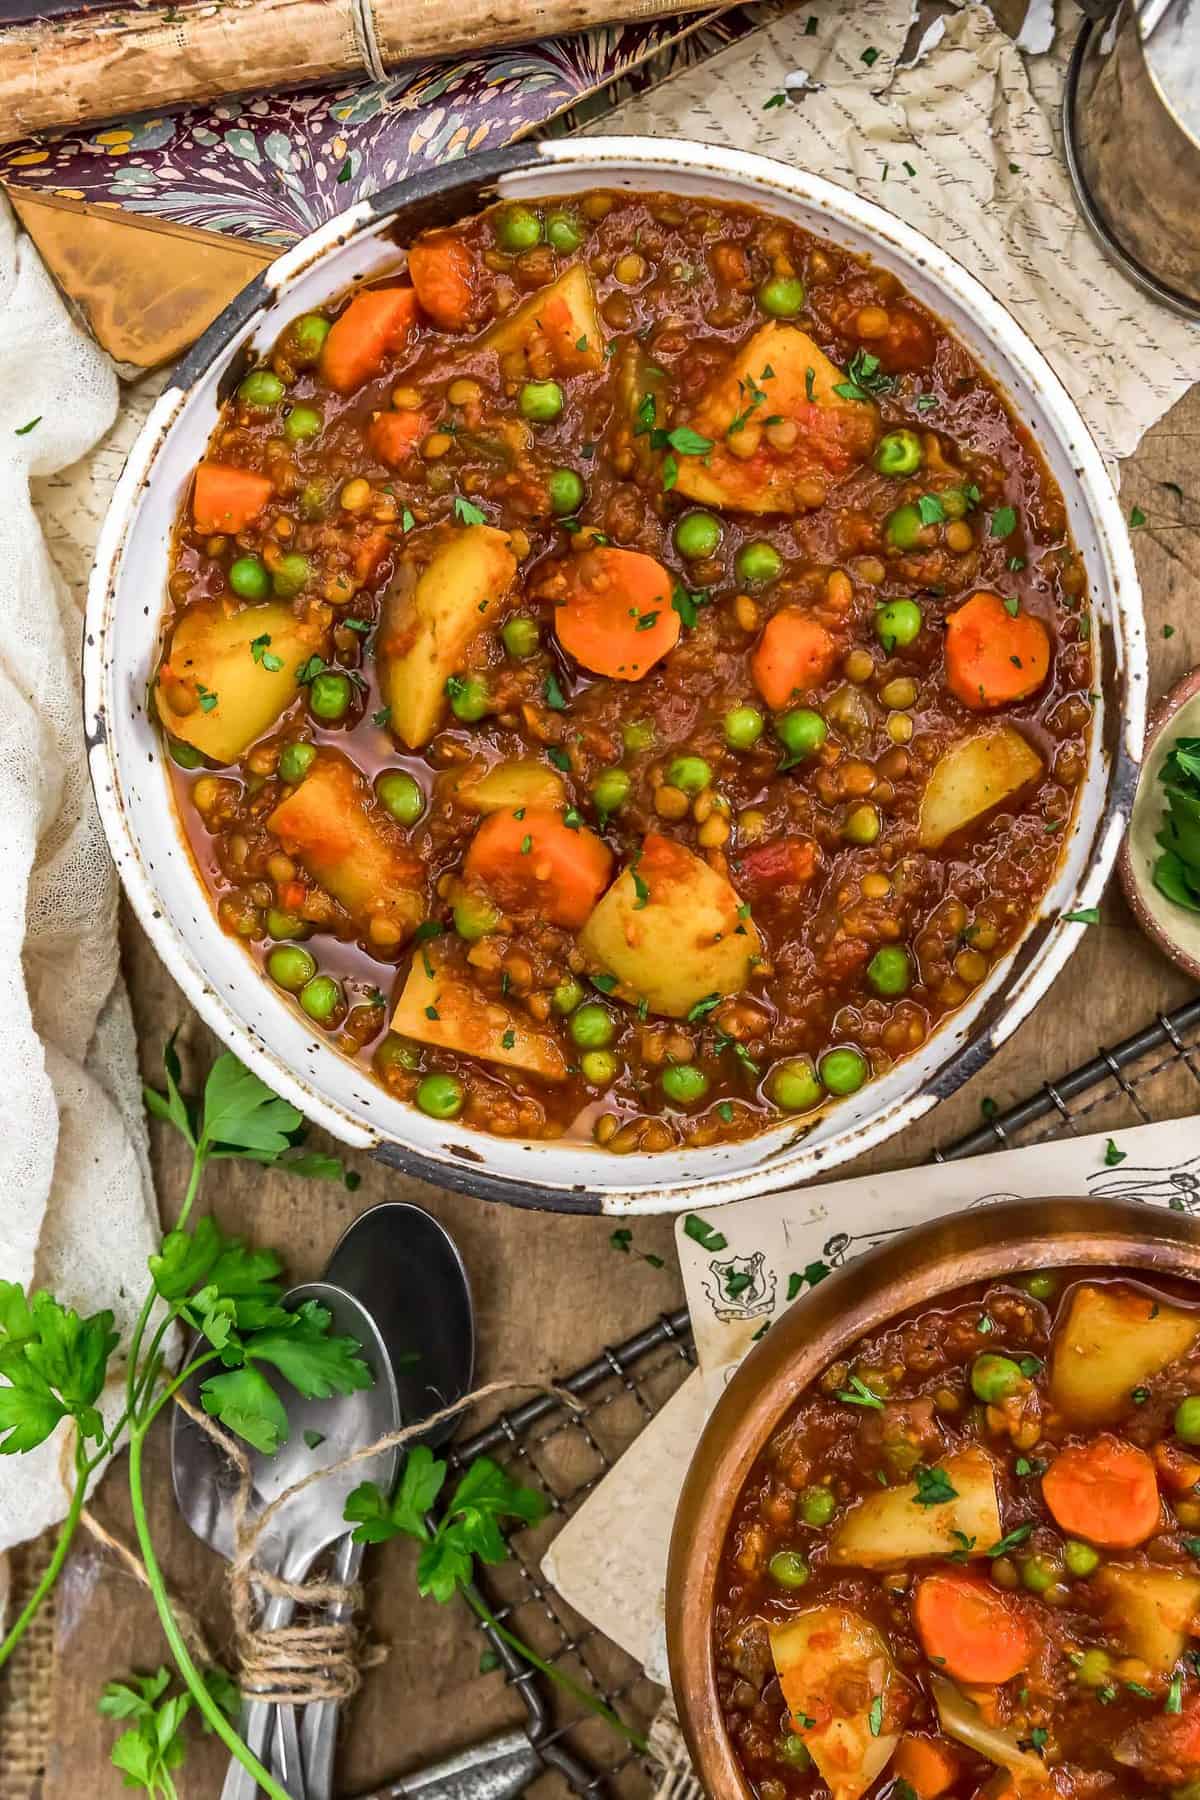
xmin=23 ymin=378 xmax=1200 ymax=1797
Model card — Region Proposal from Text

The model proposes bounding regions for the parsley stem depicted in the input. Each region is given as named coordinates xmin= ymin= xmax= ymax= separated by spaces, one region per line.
xmin=463 ymin=1589 xmax=650 ymax=1754
xmin=0 ymin=1437 xmax=89 ymax=1670
xmin=127 ymin=1416 xmax=290 ymax=1800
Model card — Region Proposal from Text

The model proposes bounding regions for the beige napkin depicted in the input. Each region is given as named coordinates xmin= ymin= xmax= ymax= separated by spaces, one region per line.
xmin=0 ymin=199 xmax=158 ymax=1554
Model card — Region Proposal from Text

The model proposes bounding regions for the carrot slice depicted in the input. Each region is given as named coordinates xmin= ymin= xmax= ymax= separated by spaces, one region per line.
xmin=944 ymin=590 xmax=1051 ymax=711
xmin=407 ymin=233 xmax=476 ymax=332
xmin=463 ymin=806 xmax=613 ymax=930
xmin=352 ymin=530 xmax=394 ymax=589
xmin=368 ymin=408 xmax=425 ymax=466
xmin=750 ymin=606 xmax=836 ymax=710
xmin=1042 ymin=1435 xmax=1160 ymax=1548
xmin=892 ymin=1734 xmax=959 ymax=1799
xmin=192 ymin=462 xmax=273 ymax=534
xmin=553 ymin=547 xmax=679 ymax=681
xmin=912 ymin=1570 xmax=1033 ymax=1685
xmin=319 ymin=287 xmax=419 ymax=393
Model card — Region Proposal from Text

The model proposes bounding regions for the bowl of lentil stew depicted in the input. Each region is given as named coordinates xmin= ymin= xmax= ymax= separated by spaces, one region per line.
xmin=84 ymin=137 xmax=1145 ymax=1212
xmin=666 ymin=1195 xmax=1200 ymax=1800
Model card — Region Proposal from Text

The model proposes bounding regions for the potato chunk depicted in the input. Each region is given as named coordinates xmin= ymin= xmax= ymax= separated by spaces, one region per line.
xmin=828 ymin=1448 xmax=1002 ymax=1569
xmin=452 ymin=758 xmax=566 ymax=815
xmin=482 ymin=265 xmax=605 ymax=374
xmin=155 ymin=600 xmax=324 ymax=766
xmin=1050 ymin=1282 xmax=1200 ymax=1428
xmin=932 ymin=1678 xmax=1050 ymax=1785
xmin=391 ymin=946 xmax=567 ymax=1083
xmin=377 ymin=526 xmax=517 ymax=750
xmin=1094 ymin=1566 xmax=1200 ymax=1675
xmin=672 ymin=323 xmax=879 ymax=514
xmin=578 ymin=833 xmax=761 ymax=1018
xmin=918 ymin=726 xmax=1044 ymax=850
xmin=769 ymin=1607 xmax=905 ymax=1800
xmin=267 ymin=751 xmax=424 ymax=942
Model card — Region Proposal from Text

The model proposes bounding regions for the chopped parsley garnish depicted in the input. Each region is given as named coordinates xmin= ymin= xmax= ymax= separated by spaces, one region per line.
xmin=453 ymin=495 xmax=488 ymax=526
xmin=763 ymin=92 xmax=788 ymax=110
xmin=500 ymin=1029 xmax=516 ymax=1050
xmin=917 ymin=493 xmax=947 ymax=525
xmin=1105 ymin=1138 xmax=1127 ymax=1167
xmin=987 ymin=1522 xmax=1034 ymax=1557
xmin=977 ymin=1314 xmax=995 ymax=1334
xmin=250 ymin=634 xmax=283 ymax=671
xmin=912 ymin=1465 xmax=958 ymax=1507
xmin=832 ymin=349 xmax=895 ymax=403
xmin=687 ymin=993 xmax=721 ymax=1022
xmin=990 ymin=505 xmax=1017 ymax=539
xmin=671 ymin=582 xmax=709 ymax=630
xmin=591 ymin=973 xmax=618 ymax=993
xmin=835 ymin=1374 xmax=885 ymax=1411
xmin=195 ymin=683 xmax=219 ymax=713
xmin=544 ymin=673 xmax=568 ymax=711
xmin=683 ymin=1214 xmax=727 ymax=1253
xmin=547 ymin=746 xmax=571 ymax=771
xmin=1063 ymin=906 xmax=1100 ymax=925
xmin=1130 ymin=504 xmax=1146 ymax=528
xmin=861 ymin=45 xmax=880 ymax=66
xmin=1003 ymin=596 xmax=1021 ymax=617
xmin=867 ymin=1694 xmax=884 ymax=1737
xmin=1166 ymin=1675 xmax=1183 ymax=1714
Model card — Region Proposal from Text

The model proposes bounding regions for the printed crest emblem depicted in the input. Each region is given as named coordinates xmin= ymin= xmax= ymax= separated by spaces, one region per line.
xmin=703 ymin=1251 xmax=776 ymax=1322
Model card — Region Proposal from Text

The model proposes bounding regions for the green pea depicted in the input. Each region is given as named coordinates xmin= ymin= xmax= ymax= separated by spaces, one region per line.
xmin=267 ymin=945 xmax=317 ymax=992
xmin=1064 ymin=1540 xmax=1100 ymax=1579
xmin=622 ymin=719 xmax=655 ymax=754
xmin=168 ymin=738 xmax=205 ymax=770
xmin=299 ymin=479 xmax=330 ymax=522
xmin=768 ymin=1550 xmax=810 ymax=1588
xmin=238 ymin=369 xmax=285 ymax=409
xmin=819 ymin=1046 xmax=868 ymax=1095
xmin=284 ymin=404 xmax=323 ymax=443
xmin=266 ymin=909 xmax=307 ymax=941
xmin=662 ymin=1063 xmax=709 ymax=1105
xmin=547 ymin=468 xmax=585 ymax=515
xmin=376 ymin=769 xmax=424 ymax=825
xmin=800 ymin=1486 xmax=836 ymax=1527
xmin=299 ymin=974 xmax=342 ymax=1023
xmin=1075 ymin=1648 xmax=1111 ymax=1689
xmin=769 ymin=1057 xmax=823 ymax=1113
xmin=841 ymin=803 xmax=880 ymax=846
xmin=666 ymin=755 xmax=711 ymax=795
xmin=941 ymin=487 xmax=971 ymax=520
xmin=779 ymin=1736 xmax=812 ymax=1771
xmin=581 ymin=1049 xmax=618 ymax=1086
xmin=735 ymin=541 xmax=783 ymax=586
xmin=1176 ymin=1397 xmax=1200 ymax=1444
xmin=776 ymin=709 xmax=827 ymax=759
xmin=495 ymin=205 xmax=542 ymax=252
xmin=309 ymin=671 xmax=351 ymax=721
xmin=454 ymin=893 xmax=501 ymax=942
xmin=272 ymin=553 xmax=311 ymax=598
xmin=292 ymin=313 xmax=331 ymax=364
xmin=519 ymin=380 xmax=564 ymax=424
xmin=875 ymin=599 xmax=923 ymax=652
xmin=416 ymin=1072 xmax=464 ymax=1119
xmin=971 ymin=1353 xmax=1025 ymax=1404
xmin=278 ymin=741 xmax=316 ymax=784
xmin=873 ymin=429 xmax=924 ymax=477
xmin=724 ymin=706 xmax=764 ymax=752
xmin=374 ymin=1032 xmax=421 ymax=1076
xmin=885 ymin=503 xmax=925 ymax=550
xmin=552 ymin=978 xmax=585 ymax=1015
xmin=758 ymin=276 xmax=806 ymax=319
xmin=229 ymin=555 xmax=270 ymax=600
xmin=674 ymin=511 xmax=722 ymax=561
xmin=570 ymin=1003 xmax=614 ymax=1049
xmin=1020 ymin=1554 xmax=1058 ymax=1595
xmin=1020 ymin=1272 xmax=1058 ymax=1302
xmin=449 ymin=675 xmax=489 ymax=722
xmin=867 ymin=945 xmax=911 ymax=997
xmin=592 ymin=768 xmax=631 ymax=815
xmin=546 ymin=210 xmax=584 ymax=253
xmin=501 ymin=614 xmax=540 ymax=659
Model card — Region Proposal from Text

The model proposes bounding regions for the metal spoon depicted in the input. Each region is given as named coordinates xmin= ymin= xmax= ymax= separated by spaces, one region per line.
xmin=295 ymin=1202 xmax=477 ymax=1796
xmin=170 ymin=1280 xmax=401 ymax=1800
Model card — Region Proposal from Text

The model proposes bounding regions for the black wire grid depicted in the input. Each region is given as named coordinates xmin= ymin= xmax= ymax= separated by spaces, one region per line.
xmin=444 ymin=997 xmax=1200 ymax=1800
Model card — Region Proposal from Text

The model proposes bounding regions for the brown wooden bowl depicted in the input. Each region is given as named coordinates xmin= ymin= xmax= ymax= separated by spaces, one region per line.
xmin=664 ymin=1196 xmax=1200 ymax=1799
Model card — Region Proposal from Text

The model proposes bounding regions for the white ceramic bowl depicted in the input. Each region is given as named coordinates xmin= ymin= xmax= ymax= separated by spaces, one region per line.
xmin=84 ymin=137 xmax=1146 ymax=1215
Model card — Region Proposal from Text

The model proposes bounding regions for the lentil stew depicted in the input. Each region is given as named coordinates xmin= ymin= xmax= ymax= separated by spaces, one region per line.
xmin=715 ymin=1271 xmax=1200 ymax=1800
xmin=156 ymin=188 xmax=1093 ymax=1152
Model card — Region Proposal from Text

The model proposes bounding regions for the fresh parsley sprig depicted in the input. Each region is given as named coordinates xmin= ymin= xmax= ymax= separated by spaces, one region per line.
xmin=0 ymin=1042 xmax=365 ymax=1800
xmin=345 ymin=1446 xmax=649 ymax=1751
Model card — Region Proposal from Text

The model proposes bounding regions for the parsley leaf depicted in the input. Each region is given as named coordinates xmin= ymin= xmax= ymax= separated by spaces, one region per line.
xmin=453 ymin=496 xmax=488 ymax=527
xmin=671 ymin=582 xmax=709 ymax=630
xmin=833 ymin=350 xmax=895 ymax=403
xmin=990 ymin=506 xmax=1018 ymax=539
xmin=683 ymin=1214 xmax=728 ymax=1253
xmin=987 ymin=1522 xmax=1034 ymax=1557
xmin=836 ymin=1374 xmax=885 ymax=1410
xmin=1063 ymin=906 xmax=1100 ymax=925
xmin=912 ymin=1465 xmax=958 ymax=1507
xmin=544 ymin=673 xmax=568 ymax=711
xmin=1104 ymin=1138 xmax=1127 ymax=1167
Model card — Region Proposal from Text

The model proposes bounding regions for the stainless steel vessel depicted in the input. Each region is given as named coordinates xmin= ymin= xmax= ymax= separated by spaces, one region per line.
xmin=1065 ymin=0 xmax=1200 ymax=319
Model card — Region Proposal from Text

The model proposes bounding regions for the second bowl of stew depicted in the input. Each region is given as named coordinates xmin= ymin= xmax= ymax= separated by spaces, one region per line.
xmin=84 ymin=138 xmax=1144 ymax=1211
xmin=666 ymin=1195 xmax=1200 ymax=1799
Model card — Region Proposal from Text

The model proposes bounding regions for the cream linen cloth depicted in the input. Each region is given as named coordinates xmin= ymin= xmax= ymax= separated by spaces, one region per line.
xmin=0 ymin=196 xmax=159 ymax=1552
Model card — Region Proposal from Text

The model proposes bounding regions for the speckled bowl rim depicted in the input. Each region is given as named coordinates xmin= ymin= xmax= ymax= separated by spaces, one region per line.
xmin=1118 ymin=665 xmax=1200 ymax=981
xmin=83 ymin=136 xmax=1146 ymax=1215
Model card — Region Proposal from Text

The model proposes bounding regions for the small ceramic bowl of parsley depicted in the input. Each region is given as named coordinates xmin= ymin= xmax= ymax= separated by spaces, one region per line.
xmin=1120 ymin=665 xmax=1200 ymax=980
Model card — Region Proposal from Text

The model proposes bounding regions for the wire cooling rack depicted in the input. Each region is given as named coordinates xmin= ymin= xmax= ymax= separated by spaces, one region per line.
xmin=440 ymin=995 xmax=1200 ymax=1800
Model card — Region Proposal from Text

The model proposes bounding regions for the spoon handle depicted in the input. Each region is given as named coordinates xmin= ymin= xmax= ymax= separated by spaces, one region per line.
xmin=355 ymin=1730 xmax=543 ymax=1800
xmin=297 ymin=1529 xmax=363 ymax=1798
xmin=221 ymin=1590 xmax=295 ymax=1800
